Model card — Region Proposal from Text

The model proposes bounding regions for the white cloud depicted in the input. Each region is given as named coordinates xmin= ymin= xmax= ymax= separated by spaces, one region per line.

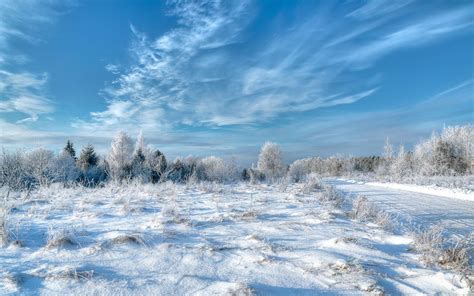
xmin=343 ymin=7 xmax=474 ymax=66
xmin=72 ymin=0 xmax=473 ymax=155
xmin=0 ymin=71 xmax=54 ymax=122
xmin=0 ymin=0 xmax=72 ymax=128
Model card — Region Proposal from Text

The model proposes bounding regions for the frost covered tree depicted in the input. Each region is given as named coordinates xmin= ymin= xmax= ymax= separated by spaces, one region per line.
xmin=257 ymin=142 xmax=285 ymax=181
xmin=390 ymin=145 xmax=413 ymax=178
xmin=63 ymin=140 xmax=76 ymax=160
xmin=26 ymin=149 xmax=55 ymax=186
xmin=50 ymin=152 xmax=80 ymax=185
xmin=77 ymin=144 xmax=98 ymax=172
xmin=107 ymin=131 xmax=134 ymax=181
xmin=413 ymin=125 xmax=473 ymax=176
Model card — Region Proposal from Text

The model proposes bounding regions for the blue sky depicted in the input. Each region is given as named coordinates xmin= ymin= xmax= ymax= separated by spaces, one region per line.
xmin=0 ymin=0 xmax=473 ymax=164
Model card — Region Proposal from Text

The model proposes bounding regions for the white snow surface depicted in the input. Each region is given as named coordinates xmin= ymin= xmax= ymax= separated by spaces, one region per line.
xmin=329 ymin=179 xmax=474 ymax=240
xmin=0 ymin=182 xmax=471 ymax=295
xmin=338 ymin=178 xmax=474 ymax=201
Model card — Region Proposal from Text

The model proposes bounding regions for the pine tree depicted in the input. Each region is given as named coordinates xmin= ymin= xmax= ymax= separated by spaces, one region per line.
xmin=148 ymin=149 xmax=167 ymax=183
xmin=78 ymin=144 xmax=98 ymax=172
xmin=63 ymin=140 xmax=76 ymax=160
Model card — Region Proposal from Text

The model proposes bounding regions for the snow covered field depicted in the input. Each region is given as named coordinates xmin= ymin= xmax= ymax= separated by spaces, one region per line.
xmin=1 ymin=182 xmax=472 ymax=295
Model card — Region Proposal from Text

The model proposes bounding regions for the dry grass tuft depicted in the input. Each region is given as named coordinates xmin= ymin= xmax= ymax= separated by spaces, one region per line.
xmin=351 ymin=195 xmax=394 ymax=230
xmin=46 ymin=228 xmax=77 ymax=249
xmin=411 ymin=225 xmax=472 ymax=272
xmin=110 ymin=233 xmax=146 ymax=246
xmin=47 ymin=268 xmax=94 ymax=281
xmin=0 ymin=206 xmax=10 ymax=247
xmin=318 ymin=185 xmax=343 ymax=208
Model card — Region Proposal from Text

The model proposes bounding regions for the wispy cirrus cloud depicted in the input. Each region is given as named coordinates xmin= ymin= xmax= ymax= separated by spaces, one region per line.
xmin=0 ymin=0 xmax=73 ymax=128
xmin=73 ymin=0 xmax=472 ymax=138
xmin=0 ymin=71 xmax=53 ymax=123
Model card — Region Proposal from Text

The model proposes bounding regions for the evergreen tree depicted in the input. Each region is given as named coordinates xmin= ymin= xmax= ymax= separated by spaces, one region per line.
xmin=78 ymin=144 xmax=98 ymax=172
xmin=148 ymin=149 xmax=167 ymax=182
xmin=63 ymin=140 xmax=76 ymax=160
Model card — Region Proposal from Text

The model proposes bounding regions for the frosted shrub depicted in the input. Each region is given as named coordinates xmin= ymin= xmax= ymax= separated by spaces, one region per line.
xmin=199 ymin=156 xmax=238 ymax=182
xmin=257 ymin=142 xmax=285 ymax=182
xmin=319 ymin=185 xmax=343 ymax=207
xmin=288 ymin=159 xmax=311 ymax=182
xmin=242 ymin=168 xmax=265 ymax=184
xmin=390 ymin=145 xmax=414 ymax=178
xmin=413 ymin=125 xmax=473 ymax=176
xmin=300 ymin=173 xmax=322 ymax=194
xmin=411 ymin=225 xmax=471 ymax=271
xmin=351 ymin=195 xmax=394 ymax=229
xmin=26 ymin=148 xmax=55 ymax=186
xmin=0 ymin=205 xmax=10 ymax=246
xmin=0 ymin=150 xmax=33 ymax=192
xmin=50 ymin=152 xmax=80 ymax=185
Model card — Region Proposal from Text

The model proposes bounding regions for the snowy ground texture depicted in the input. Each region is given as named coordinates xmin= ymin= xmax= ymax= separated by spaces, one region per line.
xmin=1 ymin=181 xmax=472 ymax=295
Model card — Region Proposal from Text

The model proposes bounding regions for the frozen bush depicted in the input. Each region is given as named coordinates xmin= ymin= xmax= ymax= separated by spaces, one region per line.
xmin=0 ymin=150 xmax=33 ymax=192
xmin=438 ymin=237 xmax=472 ymax=272
xmin=50 ymin=152 xmax=80 ymax=185
xmin=318 ymin=185 xmax=343 ymax=207
xmin=299 ymin=173 xmax=322 ymax=194
xmin=413 ymin=125 xmax=473 ymax=176
xmin=411 ymin=224 xmax=471 ymax=271
xmin=288 ymin=158 xmax=311 ymax=182
xmin=199 ymin=156 xmax=238 ymax=182
xmin=351 ymin=195 xmax=394 ymax=229
xmin=257 ymin=142 xmax=285 ymax=182
xmin=242 ymin=168 xmax=265 ymax=184
xmin=25 ymin=148 xmax=55 ymax=186
xmin=0 ymin=205 xmax=10 ymax=246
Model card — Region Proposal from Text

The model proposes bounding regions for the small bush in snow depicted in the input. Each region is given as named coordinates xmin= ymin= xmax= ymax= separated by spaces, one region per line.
xmin=410 ymin=225 xmax=471 ymax=272
xmin=242 ymin=168 xmax=265 ymax=184
xmin=0 ymin=150 xmax=34 ymax=192
xmin=438 ymin=238 xmax=471 ymax=272
xmin=318 ymin=186 xmax=343 ymax=208
xmin=46 ymin=227 xmax=78 ymax=249
xmin=351 ymin=195 xmax=394 ymax=229
xmin=0 ymin=206 xmax=10 ymax=246
xmin=199 ymin=156 xmax=238 ymax=182
xmin=288 ymin=159 xmax=311 ymax=182
xmin=299 ymin=174 xmax=322 ymax=194
xmin=26 ymin=148 xmax=55 ymax=187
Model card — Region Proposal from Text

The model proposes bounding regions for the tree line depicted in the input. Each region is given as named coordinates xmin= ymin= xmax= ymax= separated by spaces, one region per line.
xmin=0 ymin=125 xmax=472 ymax=192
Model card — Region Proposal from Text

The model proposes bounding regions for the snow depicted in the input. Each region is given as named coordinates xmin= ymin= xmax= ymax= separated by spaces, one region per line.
xmin=329 ymin=179 xmax=474 ymax=240
xmin=0 ymin=182 xmax=471 ymax=295
xmin=339 ymin=178 xmax=474 ymax=201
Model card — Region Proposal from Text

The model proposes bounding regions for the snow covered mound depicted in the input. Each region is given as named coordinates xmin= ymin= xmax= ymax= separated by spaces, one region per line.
xmin=0 ymin=182 xmax=471 ymax=295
